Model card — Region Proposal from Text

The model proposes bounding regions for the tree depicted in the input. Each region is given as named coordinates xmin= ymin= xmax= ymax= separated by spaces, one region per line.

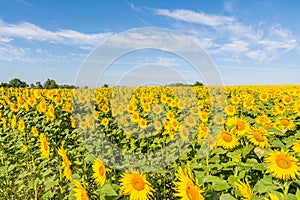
xmin=8 ymin=78 xmax=28 ymax=88
xmin=193 ymin=81 xmax=203 ymax=86
xmin=0 ymin=82 xmax=9 ymax=87
xmin=102 ymin=84 xmax=109 ymax=88
xmin=43 ymin=79 xmax=59 ymax=89
xmin=36 ymin=81 xmax=43 ymax=89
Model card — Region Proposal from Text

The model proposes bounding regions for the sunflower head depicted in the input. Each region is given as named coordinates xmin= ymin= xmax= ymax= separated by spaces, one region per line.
xmin=265 ymin=149 xmax=300 ymax=180
xmin=120 ymin=171 xmax=154 ymax=200
xmin=173 ymin=165 xmax=205 ymax=200
xmin=92 ymin=159 xmax=107 ymax=187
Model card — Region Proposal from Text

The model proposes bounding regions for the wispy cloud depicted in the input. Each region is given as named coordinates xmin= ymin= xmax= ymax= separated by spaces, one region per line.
xmin=153 ymin=8 xmax=297 ymax=63
xmin=0 ymin=20 xmax=113 ymax=47
xmin=155 ymin=9 xmax=234 ymax=27
xmin=0 ymin=43 xmax=36 ymax=62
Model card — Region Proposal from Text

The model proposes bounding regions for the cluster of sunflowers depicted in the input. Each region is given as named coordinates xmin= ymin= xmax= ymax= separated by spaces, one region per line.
xmin=0 ymin=85 xmax=300 ymax=199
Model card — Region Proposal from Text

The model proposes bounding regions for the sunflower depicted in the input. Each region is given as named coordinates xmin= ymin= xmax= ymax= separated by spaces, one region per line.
xmin=173 ymin=165 xmax=204 ymax=200
xmin=199 ymin=112 xmax=209 ymax=123
xmin=138 ymin=118 xmax=147 ymax=129
xmin=170 ymin=118 xmax=180 ymax=131
xmin=213 ymin=113 xmax=225 ymax=125
xmin=10 ymin=103 xmax=20 ymax=112
xmin=235 ymin=179 xmax=252 ymax=200
xmin=73 ymin=180 xmax=89 ymax=200
xmin=130 ymin=112 xmax=140 ymax=123
xmin=247 ymin=128 xmax=270 ymax=148
xmin=282 ymin=95 xmax=293 ymax=105
xmin=153 ymin=120 xmax=162 ymax=131
xmin=263 ymin=193 xmax=284 ymax=200
xmin=225 ymin=105 xmax=236 ymax=116
xmin=216 ymin=130 xmax=239 ymax=149
xmin=265 ymin=149 xmax=299 ymax=180
xmin=58 ymin=147 xmax=72 ymax=181
xmin=39 ymin=133 xmax=50 ymax=159
xmin=120 ymin=172 xmax=154 ymax=200
xmin=292 ymin=140 xmax=300 ymax=153
xmin=179 ymin=126 xmax=189 ymax=142
xmin=198 ymin=123 xmax=208 ymax=140
xmin=166 ymin=111 xmax=175 ymax=119
xmin=17 ymin=119 xmax=25 ymax=132
xmin=184 ymin=115 xmax=197 ymax=127
xmin=92 ymin=159 xmax=107 ymax=187
xmin=226 ymin=117 xmax=250 ymax=136
xmin=101 ymin=118 xmax=109 ymax=127
xmin=21 ymin=145 xmax=28 ymax=153
xmin=11 ymin=115 xmax=17 ymax=129
xmin=152 ymin=104 xmax=163 ymax=115
xmin=142 ymin=103 xmax=151 ymax=113
xmin=275 ymin=117 xmax=295 ymax=130
xmin=231 ymin=96 xmax=240 ymax=105
xmin=31 ymin=126 xmax=39 ymax=137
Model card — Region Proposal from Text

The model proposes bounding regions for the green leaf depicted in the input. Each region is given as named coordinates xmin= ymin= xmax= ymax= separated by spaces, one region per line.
xmin=254 ymin=147 xmax=267 ymax=159
xmin=85 ymin=154 xmax=96 ymax=163
xmin=7 ymin=164 xmax=16 ymax=172
xmin=268 ymin=128 xmax=285 ymax=136
xmin=286 ymin=194 xmax=298 ymax=200
xmin=42 ymin=191 xmax=55 ymax=199
xmin=296 ymin=189 xmax=300 ymax=199
xmin=100 ymin=183 xmax=117 ymax=196
xmin=220 ymin=193 xmax=236 ymax=200
xmin=270 ymin=138 xmax=285 ymax=148
xmin=44 ymin=176 xmax=58 ymax=191
xmin=253 ymin=176 xmax=279 ymax=194
xmin=240 ymin=145 xmax=254 ymax=156
xmin=203 ymin=175 xmax=231 ymax=191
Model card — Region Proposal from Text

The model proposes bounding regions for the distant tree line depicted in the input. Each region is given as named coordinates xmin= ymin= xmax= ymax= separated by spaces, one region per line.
xmin=0 ymin=78 xmax=203 ymax=89
xmin=0 ymin=78 xmax=78 ymax=89
xmin=167 ymin=81 xmax=204 ymax=87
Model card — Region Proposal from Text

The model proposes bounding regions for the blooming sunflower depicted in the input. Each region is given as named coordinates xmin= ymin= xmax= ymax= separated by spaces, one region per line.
xmin=73 ymin=180 xmax=89 ymax=200
xmin=197 ymin=123 xmax=208 ymax=140
xmin=263 ymin=193 xmax=284 ymax=200
xmin=58 ymin=146 xmax=72 ymax=181
xmin=152 ymin=104 xmax=163 ymax=115
xmin=265 ymin=149 xmax=300 ymax=180
xmin=173 ymin=165 xmax=204 ymax=200
xmin=292 ymin=140 xmax=300 ymax=153
xmin=39 ymin=133 xmax=50 ymax=159
xmin=216 ymin=130 xmax=239 ymax=149
xmin=138 ymin=118 xmax=147 ymax=129
xmin=92 ymin=159 xmax=106 ymax=187
xmin=225 ymin=105 xmax=236 ymax=116
xmin=235 ymin=179 xmax=252 ymax=200
xmin=275 ymin=117 xmax=295 ymax=130
xmin=31 ymin=126 xmax=39 ymax=137
xmin=120 ymin=172 xmax=154 ymax=200
xmin=21 ymin=145 xmax=28 ymax=153
xmin=179 ymin=126 xmax=189 ymax=142
xmin=17 ymin=119 xmax=25 ymax=132
xmin=247 ymin=128 xmax=270 ymax=148
xmin=184 ymin=115 xmax=197 ymax=127
xmin=226 ymin=117 xmax=250 ymax=136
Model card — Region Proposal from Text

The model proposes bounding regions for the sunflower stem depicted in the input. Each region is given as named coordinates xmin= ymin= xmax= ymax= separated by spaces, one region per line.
xmin=283 ymin=181 xmax=290 ymax=196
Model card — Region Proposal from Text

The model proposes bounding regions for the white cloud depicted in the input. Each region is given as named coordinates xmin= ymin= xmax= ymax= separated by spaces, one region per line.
xmin=156 ymin=57 xmax=179 ymax=66
xmin=0 ymin=37 xmax=13 ymax=43
xmin=214 ymin=40 xmax=249 ymax=53
xmin=0 ymin=20 xmax=113 ymax=46
xmin=155 ymin=9 xmax=234 ymax=27
xmin=154 ymin=8 xmax=297 ymax=63
xmin=0 ymin=43 xmax=35 ymax=62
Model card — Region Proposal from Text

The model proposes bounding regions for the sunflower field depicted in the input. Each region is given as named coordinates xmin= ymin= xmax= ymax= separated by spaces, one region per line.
xmin=1 ymin=85 xmax=300 ymax=199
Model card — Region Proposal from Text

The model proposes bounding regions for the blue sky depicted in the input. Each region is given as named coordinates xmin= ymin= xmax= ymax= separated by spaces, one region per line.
xmin=0 ymin=0 xmax=300 ymax=86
